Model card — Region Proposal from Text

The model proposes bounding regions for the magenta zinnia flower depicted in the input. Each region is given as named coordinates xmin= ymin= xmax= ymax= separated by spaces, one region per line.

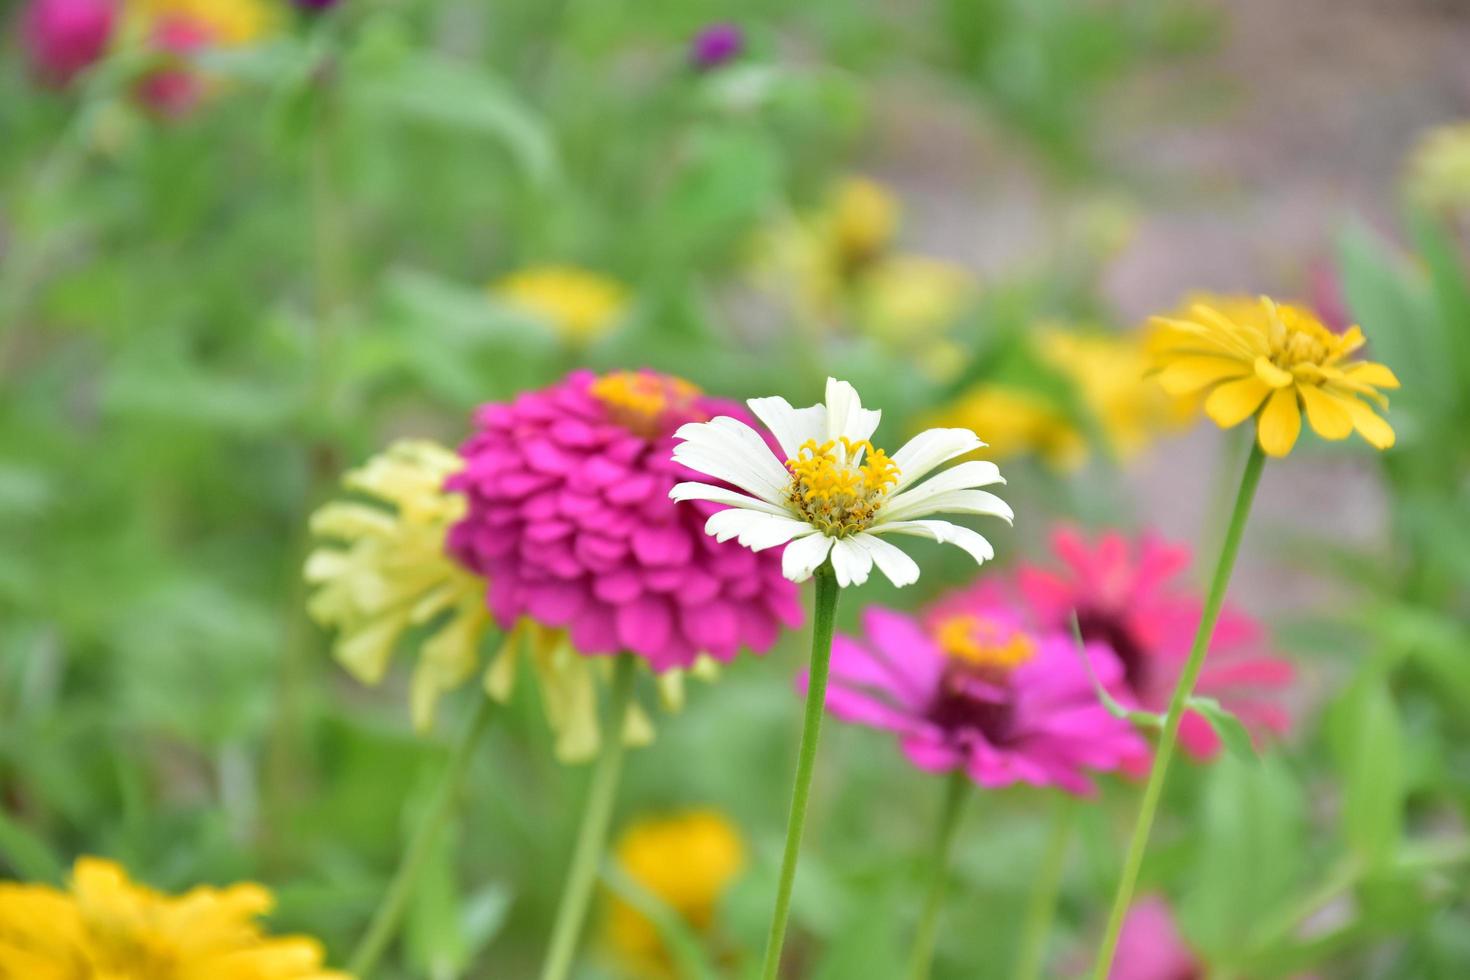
xmin=21 ymin=0 xmax=116 ymax=88
xmin=447 ymin=370 xmax=802 ymax=672
xmin=986 ymin=526 xmax=1293 ymax=759
xmin=811 ymin=603 xmax=1148 ymax=795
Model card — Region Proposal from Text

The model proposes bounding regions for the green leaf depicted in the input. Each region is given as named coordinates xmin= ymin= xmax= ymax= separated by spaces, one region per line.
xmin=1186 ymin=696 xmax=1258 ymax=762
xmin=353 ymin=54 xmax=558 ymax=186
xmin=0 ymin=807 xmax=65 ymax=883
xmin=600 ymin=862 xmax=718 ymax=980
xmin=1069 ymin=612 xmax=1163 ymax=728
xmin=1328 ymin=675 xmax=1407 ymax=869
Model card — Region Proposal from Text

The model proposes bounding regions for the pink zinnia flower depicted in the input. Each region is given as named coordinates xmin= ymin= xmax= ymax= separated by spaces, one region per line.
xmin=1107 ymin=895 xmax=1202 ymax=980
xmin=811 ymin=603 xmax=1148 ymax=795
xmin=964 ymin=525 xmax=1293 ymax=759
xmin=447 ymin=370 xmax=803 ymax=672
xmin=21 ymin=0 xmax=116 ymax=88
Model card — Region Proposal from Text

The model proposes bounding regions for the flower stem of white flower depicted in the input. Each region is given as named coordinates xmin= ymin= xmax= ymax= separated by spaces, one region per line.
xmin=1090 ymin=443 xmax=1267 ymax=980
xmin=905 ymin=769 xmax=971 ymax=980
xmin=760 ymin=564 xmax=841 ymax=980
xmin=539 ymin=653 xmax=638 ymax=980
xmin=348 ymin=690 xmax=497 ymax=977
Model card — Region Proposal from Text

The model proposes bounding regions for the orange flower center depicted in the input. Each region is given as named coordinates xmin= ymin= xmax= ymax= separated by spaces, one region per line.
xmin=591 ymin=371 xmax=703 ymax=437
xmin=934 ymin=614 xmax=1036 ymax=672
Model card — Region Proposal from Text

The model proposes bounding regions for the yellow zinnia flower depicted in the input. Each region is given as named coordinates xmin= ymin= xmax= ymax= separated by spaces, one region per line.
xmin=1405 ymin=121 xmax=1470 ymax=212
xmin=604 ymin=810 xmax=746 ymax=977
xmin=0 ymin=858 xmax=348 ymax=980
xmin=304 ymin=440 xmax=707 ymax=762
xmin=493 ymin=265 xmax=629 ymax=345
xmin=1151 ymin=297 xmax=1400 ymax=457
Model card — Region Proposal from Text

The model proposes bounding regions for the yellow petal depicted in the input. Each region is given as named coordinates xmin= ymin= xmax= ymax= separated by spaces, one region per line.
xmin=1253 ymin=356 xmax=1294 ymax=388
xmin=1157 ymin=355 xmax=1250 ymax=395
xmin=1345 ymin=361 xmax=1401 ymax=390
xmin=1298 ymin=384 xmax=1354 ymax=440
xmin=1204 ymin=376 xmax=1270 ymax=428
xmin=1346 ymin=398 xmax=1396 ymax=450
xmin=1257 ymin=387 xmax=1302 ymax=457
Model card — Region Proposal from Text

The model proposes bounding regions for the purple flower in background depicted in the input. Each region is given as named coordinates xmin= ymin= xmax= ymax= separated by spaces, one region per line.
xmin=21 ymin=0 xmax=116 ymax=88
xmin=689 ymin=22 xmax=743 ymax=71
xmin=293 ymin=0 xmax=341 ymax=11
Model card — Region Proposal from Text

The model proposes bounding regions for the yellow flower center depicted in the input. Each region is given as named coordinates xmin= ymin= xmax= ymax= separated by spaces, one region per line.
xmin=591 ymin=371 xmax=702 ymax=438
xmin=1266 ymin=304 xmax=1349 ymax=371
xmin=783 ymin=437 xmax=899 ymax=537
xmin=934 ymin=614 xmax=1036 ymax=671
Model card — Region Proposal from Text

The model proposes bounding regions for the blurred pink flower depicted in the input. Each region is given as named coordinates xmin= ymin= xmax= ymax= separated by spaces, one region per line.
xmin=22 ymin=0 xmax=116 ymax=88
xmin=134 ymin=15 xmax=212 ymax=118
xmin=447 ymin=370 xmax=802 ymax=672
xmin=1307 ymin=257 xmax=1351 ymax=335
xmin=808 ymin=604 xmax=1149 ymax=795
xmin=1108 ymin=895 xmax=1201 ymax=980
xmin=943 ymin=526 xmax=1292 ymax=760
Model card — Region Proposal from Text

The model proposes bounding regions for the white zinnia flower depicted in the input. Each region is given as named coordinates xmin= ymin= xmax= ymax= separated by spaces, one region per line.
xmin=669 ymin=378 xmax=1011 ymax=588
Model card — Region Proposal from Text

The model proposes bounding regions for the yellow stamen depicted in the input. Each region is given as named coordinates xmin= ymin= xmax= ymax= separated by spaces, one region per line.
xmin=934 ymin=614 xmax=1036 ymax=671
xmin=591 ymin=371 xmax=702 ymax=437
xmin=783 ymin=437 xmax=899 ymax=537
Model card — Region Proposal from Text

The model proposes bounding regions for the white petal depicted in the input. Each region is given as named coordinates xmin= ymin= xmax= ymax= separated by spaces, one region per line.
xmin=747 ymin=396 xmax=827 ymax=460
xmin=880 ymin=460 xmax=1004 ymax=518
xmin=672 ymin=416 xmax=789 ymax=504
xmin=881 ymin=488 xmax=1013 ymax=525
xmin=669 ymin=481 xmax=791 ymax=518
xmin=704 ymin=509 xmax=814 ymax=551
xmin=823 ymin=377 xmax=882 ymax=444
xmin=782 ymin=532 xmax=834 ymax=582
xmin=889 ymin=428 xmax=985 ymax=493
xmin=852 ymin=532 xmax=921 ymax=588
xmin=869 ymin=519 xmax=995 ymax=566
xmin=829 ymin=536 xmax=874 ymax=588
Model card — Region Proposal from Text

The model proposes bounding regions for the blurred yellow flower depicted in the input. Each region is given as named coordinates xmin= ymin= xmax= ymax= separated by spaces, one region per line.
xmin=0 ymin=857 xmax=348 ymax=979
xmin=828 ymin=176 xmax=899 ymax=273
xmin=753 ymin=176 xmax=979 ymax=376
xmin=605 ymin=810 xmax=746 ymax=977
xmin=130 ymin=0 xmax=275 ymax=46
xmin=856 ymin=255 xmax=978 ymax=379
xmin=305 ymin=440 xmax=708 ymax=762
xmin=1152 ymin=296 xmax=1400 ymax=457
xmin=1405 ymin=121 xmax=1470 ymax=211
xmin=927 ymin=384 xmax=1086 ymax=470
xmin=493 ymin=265 xmax=629 ymax=344
xmin=1038 ymin=327 xmax=1187 ymax=461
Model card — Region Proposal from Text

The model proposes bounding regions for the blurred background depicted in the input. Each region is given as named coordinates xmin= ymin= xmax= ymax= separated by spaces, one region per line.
xmin=3 ymin=0 xmax=1469 ymax=976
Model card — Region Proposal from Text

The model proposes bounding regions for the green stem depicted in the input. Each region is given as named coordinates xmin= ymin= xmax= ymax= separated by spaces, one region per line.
xmin=1090 ymin=442 xmax=1266 ymax=980
xmin=905 ymin=770 xmax=972 ymax=980
xmin=1011 ymin=796 xmax=1076 ymax=980
xmin=348 ymin=692 xmax=496 ymax=977
xmin=760 ymin=565 xmax=841 ymax=980
xmin=539 ymin=653 xmax=638 ymax=980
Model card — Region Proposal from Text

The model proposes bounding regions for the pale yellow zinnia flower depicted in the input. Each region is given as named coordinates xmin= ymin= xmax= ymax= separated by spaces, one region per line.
xmin=604 ymin=810 xmax=746 ymax=978
xmin=1151 ymin=296 xmax=1400 ymax=457
xmin=0 ymin=858 xmax=349 ymax=980
xmin=304 ymin=440 xmax=707 ymax=762
xmin=493 ymin=265 xmax=629 ymax=345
